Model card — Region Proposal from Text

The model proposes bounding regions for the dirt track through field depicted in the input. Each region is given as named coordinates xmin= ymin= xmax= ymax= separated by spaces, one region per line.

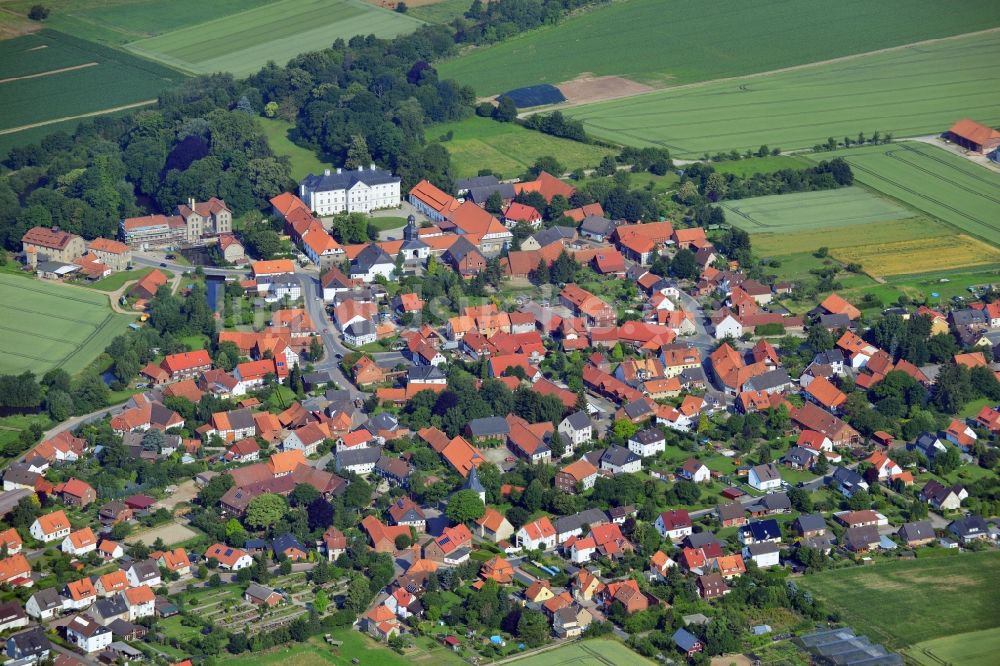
xmin=0 ymin=99 xmax=157 ymax=134
xmin=0 ymin=62 xmax=98 ymax=84
xmin=520 ymin=26 xmax=1000 ymax=116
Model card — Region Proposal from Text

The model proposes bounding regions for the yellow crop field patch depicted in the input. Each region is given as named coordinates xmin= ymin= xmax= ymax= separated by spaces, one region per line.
xmin=832 ymin=235 xmax=1000 ymax=278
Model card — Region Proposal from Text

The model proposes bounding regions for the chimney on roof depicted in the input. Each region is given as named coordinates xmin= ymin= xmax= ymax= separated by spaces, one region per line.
xmin=324 ymin=169 xmax=331 ymax=176
xmin=357 ymin=165 xmax=363 ymax=172
xmin=336 ymin=168 xmax=341 ymax=175
xmin=369 ymin=163 xmax=376 ymax=170
xmin=188 ymin=197 xmax=195 ymax=211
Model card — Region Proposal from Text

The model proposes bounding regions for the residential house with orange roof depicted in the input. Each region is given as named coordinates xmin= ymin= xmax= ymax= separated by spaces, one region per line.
xmin=503 ymin=202 xmax=542 ymax=228
xmin=672 ymin=226 xmax=710 ymax=250
xmin=64 ymin=578 xmax=97 ymax=609
xmin=203 ymin=543 xmax=252 ymax=570
xmin=440 ymin=436 xmax=485 ymax=478
xmin=803 ymin=376 xmax=847 ymax=412
xmin=157 ymin=548 xmax=191 ymax=576
xmin=514 ymin=171 xmax=575 ymax=203
xmin=409 ymin=179 xmax=459 ymax=222
xmin=820 ymin=293 xmax=861 ymax=320
xmin=475 ymin=508 xmax=514 ymax=543
xmin=478 ymin=556 xmax=514 ymax=585
xmin=423 ymin=524 xmax=474 ymax=565
xmin=555 ymin=458 xmax=599 ymax=494
xmin=516 ymin=516 xmax=557 ymax=550
xmin=129 ymin=268 xmax=168 ymax=300
xmin=0 ymin=554 xmax=32 ymax=587
xmin=30 ymin=510 xmax=71 ymax=543
xmin=560 ymin=283 xmax=616 ymax=326
xmin=94 ymin=570 xmax=129 ymax=597
xmin=61 ymin=528 xmax=97 ymax=557
xmin=160 ymin=350 xmax=212 ymax=382
xmin=53 ymin=478 xmax=96 ymax=507
xmin=0 ymin=528 xmax=22 ymax=556
xmin=600 ymin=579 xmax=649 ymax=614
xmin=360 ymin=516 xmax=410 ymax=553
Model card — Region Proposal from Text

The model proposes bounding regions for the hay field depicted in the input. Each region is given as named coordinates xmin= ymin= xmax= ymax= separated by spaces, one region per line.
xmin=0 ymin=274 xmax=134 ymax=375
xmin=751 ymin=218 xmax=948 ymax=258
xmin=438 ymin=0 xmax=1000 ymax=96
xmin=833 ymin=235 xmax=1000 ymax=277
xmin=125 ymin=0 xmax=424 ymax=76
xmin=565 ymin=31 xmax=1000 ymax=157
xmin=799 ymin=551 xmax=1000 ymax=648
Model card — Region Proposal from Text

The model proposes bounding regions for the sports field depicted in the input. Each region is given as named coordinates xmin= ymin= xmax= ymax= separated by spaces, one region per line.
xmin=804 ymin=142 xmax=1000 ymax=247
xmin=431 ymin=116 xmax=616 ymax=179
xmin=799 ymin=551 xmax=1000 ymax=649
xmin=0 ymin=274 xmax=134 ymax=376
xmin=506 ymin=640 xmax=655 ymax=665
xmin=438 ymin=0 xmax=1000 ymax=96
xmin=565 ymin=31 xmax=1000 ymax=157
xmin=0 ymin=30 xmax=181 ymax=147
xmin=125 ymin=0 xmax=424 ymax=76
xmin=906 ymin=626 xmax=1000 ymax=666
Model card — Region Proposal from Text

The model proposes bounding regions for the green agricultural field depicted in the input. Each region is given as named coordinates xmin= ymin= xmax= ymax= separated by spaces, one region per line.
xmin=505 ymin=640 xmax=655 ymax=665
xmin=126 ymin=0 xmax=424 ymax=76
xmin=438 ymin=0 xmax=1000 ymax=95
xmin=432 ymin=116 xmax=616 ymax=178
xmin=1 ymin=0 xmax=277 ymax=46
xmin=566 ymin=31 xmax=1000 ymax=157
xmin=907 ymin=627 xmax=1000 ymax=666
xmin=721 ymin=188 xmax=918 ymax=234
xmin=804 ymin=141 xmax=1000 ymax=247
xmin=751 ymin=217 xmax=948 ymax=259
xmin=0 ymin=30 xmax=182 ymax=148
xmin=800 ymin=551 xmax=1000 ymax=649
xmin=258 ymin=118 xmax=329 ymax=180
xmin=0 ymin=274 xmax=135 ymax=376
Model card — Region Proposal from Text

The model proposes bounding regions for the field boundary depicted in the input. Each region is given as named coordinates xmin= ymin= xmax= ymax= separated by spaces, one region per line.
xmin=0 ymin=61 xmax=98 ymax=84
xmin=0 ymin=99 xmax=157 ymax=135
xmin=520 ymin=26 xmax=1000 ymax=117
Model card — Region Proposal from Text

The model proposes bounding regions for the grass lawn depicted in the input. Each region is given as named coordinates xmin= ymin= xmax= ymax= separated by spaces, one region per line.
xmin=439 ymin=0 xmax=1000 ymax=95
xmin=90 ymin=267 xmax=171 ymax=292
xmin=181 ymin=334 xmax=210 ymax=351
xmin=564 ymin=31 xmax=1000 ymax=157
xmin=503 ymin=639 xmax=656 ymax=665
xmin=258 ymin=118 xmax=329 ymax=180
xmin=126 ymin=0 xmax=425 ymax=76
xmin=368 ymin=217 xmax=408 ymax=232
xmin=799 ymin=550 xmax=1000 ymax=649
xmin=0 ymin=274 xmax=135 ymax=376
xmin=431 ymin=116 xmax=616 ymax=179
xmin=905 ymin=626 xmax=1000 ymax=666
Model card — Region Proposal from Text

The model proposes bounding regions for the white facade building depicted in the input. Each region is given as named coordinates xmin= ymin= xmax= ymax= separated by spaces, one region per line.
xmin=299 ymin=166 xmax=401 ymax=215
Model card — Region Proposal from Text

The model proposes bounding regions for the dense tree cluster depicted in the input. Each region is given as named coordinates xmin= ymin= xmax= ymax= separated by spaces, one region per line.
xmin=676 ymin=158 xmax=853 ymax=204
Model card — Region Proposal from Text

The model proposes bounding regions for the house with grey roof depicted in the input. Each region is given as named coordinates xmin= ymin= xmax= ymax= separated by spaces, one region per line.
xmin=898 ymin=520 xmax=935 ymax=547
xmin=578 ymin=215 xmax=617 ymax=241
xmin=374 ymin=455 xmax=413 ymax=487
xmin=792 ymin=513 xmax=827 ymax=538
xmin=948 ymin=515 xmax=990 ymax=544
xmin=344 ymin=320 xmax=377 ymax=346
xmin=455 ymin=175 xmax=501 ymax=195
xmin=742 ymin=368 xmax=793 ymax=394
xmin=349 ymin=244 xmax=394 ymax=283
xmin=599 ymin=446 xmax=641 ymax=474
xmin=553 ymin=509 xmax=609 ymax=542
xmin=465 ymin=416 xmax=510 ymax=442
xmin=335 ymin=447 xmax=381 ymax=475
xmin=558 ymin=411 xmax=592 ymax=452
xmin=6 ymin=626 xmax=51 ymax=662
xmin=748 ymin=462 xmax=782 ymax=491
xmin=467 ymin=182 xmax=516 ymax=205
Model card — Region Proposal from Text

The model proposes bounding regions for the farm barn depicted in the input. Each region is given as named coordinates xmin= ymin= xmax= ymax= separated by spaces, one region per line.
xmin=947 ymin=118 xmax=1000 ymax=154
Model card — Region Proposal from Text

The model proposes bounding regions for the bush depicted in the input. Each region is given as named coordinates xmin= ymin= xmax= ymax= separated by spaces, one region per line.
xmin=28 ymin=5 xmax=49 ymax=20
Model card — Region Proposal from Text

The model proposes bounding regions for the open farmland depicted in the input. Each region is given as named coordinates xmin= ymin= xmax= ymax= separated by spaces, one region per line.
xmin=832 ymin=235 xmax=1000 ymax=278
xmin=125 ymin=0 xmax=424 ymax=76
xmin=0 ymin=0 xmax=277 ymax=46
xmin=0 ymin=274 xmax=134 ymax=376
xmin=720 ymin=188 xmax=917 ymax=234
xmin=505 ymin=640 xmax=655 ymax=665
xmin=430 ymin=116 xmax=616 ymax=179
xmin=0 ymin=30 xmax=182 ymax=147
xmin=906 ymin=626 xmax=1000 ymax=666
xmin=565 ymin=31 xmax=1000 ymax=157
xmin=799 ymin=551 xmax=1000 ymax=649
xmin=751 ymin=217 xmax=948 ymax=259
xmin=804 ymin=141 xmax=1000 ymax=247
xmin=438 ymin=0 xmax=1000 ymax=96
